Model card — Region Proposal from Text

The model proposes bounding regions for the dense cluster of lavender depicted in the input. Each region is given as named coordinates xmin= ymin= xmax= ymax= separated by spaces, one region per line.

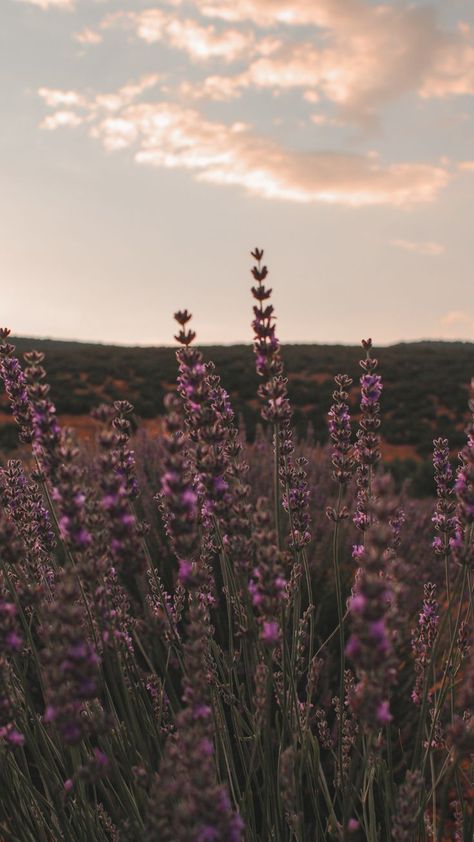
xmin=0 ymin=253 xmax=473 ymax=842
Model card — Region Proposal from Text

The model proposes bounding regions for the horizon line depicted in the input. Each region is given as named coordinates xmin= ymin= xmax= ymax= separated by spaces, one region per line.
xmin=9 ymin=333 xmax=474 ymax=351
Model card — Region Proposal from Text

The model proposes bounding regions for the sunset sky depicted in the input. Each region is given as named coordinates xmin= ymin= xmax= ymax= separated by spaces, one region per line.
xmin=2 ymin=0 xmax=474 ymax=346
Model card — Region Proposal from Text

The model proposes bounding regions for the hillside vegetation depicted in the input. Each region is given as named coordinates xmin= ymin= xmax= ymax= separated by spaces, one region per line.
xmin=1 ymin=338 xmax=471 ymax=494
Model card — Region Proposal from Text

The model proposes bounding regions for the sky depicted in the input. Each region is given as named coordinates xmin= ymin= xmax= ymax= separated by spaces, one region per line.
xmin=2 ymin=0 xmax=474 ymax=346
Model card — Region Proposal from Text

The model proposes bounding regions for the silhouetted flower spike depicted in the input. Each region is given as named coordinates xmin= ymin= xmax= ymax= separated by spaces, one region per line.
xmin=251 ymin=247 xmax=264 ymax=261
xmin=174 ymin=309 xmax=192 ymax=326
xmin=251 ymin=265 xmax=268 ymax=282
xmin=174 ymin=312 xmax=196 ymax=346
xmin=250 ymin=248 xmax=311 ymax=548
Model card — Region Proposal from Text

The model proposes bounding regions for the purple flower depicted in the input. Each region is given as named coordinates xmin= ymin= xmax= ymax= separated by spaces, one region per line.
xmin=348 ymin=819 xmax=360 ymax=832
xmin=178 ymin=559 xmax=194 ymax=584
xmin=345 ymin=635 xmax=360 ymax=658
xmin=250 ymin=249 xmax=311 ymax=549
xmin=0 ymin=601 xmax=22 ymax=657
xmin=411 ymin=582 xmax=439 ymax=706
xmin=5 ymin=728 xmax=25 ymax=747
xmin=261 ymin=620 xmax=279 ymax=646
xmin=360 ymin=374 xmax=383 ymax=407
xmin=249 ymin=498 xmax=286 ymax=645
xmin=346 ymin=477 xmax=397 ymax=731
xmin=0 ymin=336 xmax=33 ymax=443
xmin=197 ymin=830 xmax=219 ymax=842
xmin=353 ymin=342 xmax=383 ymax=532
xmin=376 ymin=700 xmax=392 ymax=724
xmin=98 ymin=428 xmax=147 ymax=585
xmin=42 ymin=569 xmax=102 ymax=746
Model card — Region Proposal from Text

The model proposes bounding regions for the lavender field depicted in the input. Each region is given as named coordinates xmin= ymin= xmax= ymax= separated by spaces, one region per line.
xmin=0 ymin=250 xmax=472 ymax=841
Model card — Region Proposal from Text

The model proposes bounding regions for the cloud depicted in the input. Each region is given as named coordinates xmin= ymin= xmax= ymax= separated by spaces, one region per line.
xmin=191 ymin=0 xmax=366 ymax=27
xmin=102 ymin=10 xmax=255 ymax=64
xmin=38 ymin=86 xmax=450 ymax=206
xmin=24 ymin=0 xmax=474 ymax=121
xmin=74 ymin=28 xmax=103 ymax=46
xmin=40 ymin=110 xmax=84 ymax=130
xmin=94 ymin=75 xmax=161 ymax=112
xmin=97 ymin=1 xmax=474 ymax=124
xmin=390 ymin=239 xmax=445 ymax=256
xmin=419 ymin=25 xmax=474 ymax=98
xmin=38 ymin=75 xmax=161 ymax=114
xmin=459 ymin=161 xmax=474 ymax=171
xmin=439 ymin=310 xmax=474 ymax=336
xmin=38 ymin=88 xmax=88 ymax=108
xmin=310 ymin=113 xmax=344 ymax=127
xmin=14 ymin=0 xmax=74 ymax=9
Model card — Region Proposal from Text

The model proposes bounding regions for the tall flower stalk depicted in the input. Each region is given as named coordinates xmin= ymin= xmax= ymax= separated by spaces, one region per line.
xmin=346 ymin=476 xmax=396 ymax=730
xmin=146 ymin=392 xmax=243 ymax=841
xmin=250 ymin=249 xmax=311 ymax=553
xmin=327 ymin=373 xmax=354 ymax=795
xmin=353 ymin=339 xmax=382 ymax=534
xmin=249 ymin=248 xmax=314 ymax=736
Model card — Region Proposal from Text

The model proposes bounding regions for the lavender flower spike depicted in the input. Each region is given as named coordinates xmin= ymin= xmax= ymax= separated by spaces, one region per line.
xmin=250 ymin=249 xmax=311 ymax=549
xmin=0 ymin=329 xmax=33 ymax=443
xmin=353 ymin=339 xmax=383 ymax=533
xmin=346 ymin=476 xmax=397 ymax=729
xmin=328 ymin=373 xmax=354 ymax=487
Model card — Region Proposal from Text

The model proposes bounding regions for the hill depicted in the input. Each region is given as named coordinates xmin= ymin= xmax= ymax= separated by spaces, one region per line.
xmin=1 ymin=337 xmax=472 ymax=493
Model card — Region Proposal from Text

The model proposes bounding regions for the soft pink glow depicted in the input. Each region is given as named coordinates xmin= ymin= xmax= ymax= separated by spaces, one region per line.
xmin=38 ymin=91 xmax=450 ymax=206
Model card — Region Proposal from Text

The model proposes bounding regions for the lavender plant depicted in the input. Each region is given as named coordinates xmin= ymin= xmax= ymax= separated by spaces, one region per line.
xmin=0 ymin=251 xmax=472 ymax=842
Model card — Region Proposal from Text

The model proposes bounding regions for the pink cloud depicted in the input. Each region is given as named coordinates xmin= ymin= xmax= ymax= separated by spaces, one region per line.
xmin=106 ymin=1 xmax=472 ymax=122
xmin=102 ymin=10 xmax=255 ymax=63
xmin=190 ymin=0 xmax=350 ymax=26
xmin=40 ymin=110 xmax=84 ymax=130
xmin=14 ymin=0 xmax=73 ymax=8
xmin=74 ymin=28 xmax=103 ymax=46
xmin=38 ymin=88 xmax=88 ymax=108
xmin=38 ymin=88 xmax=450 ymax=207
xmin=420 ymin=36 xmax=474 ymax=98
xmin=390 ymin=239 xmax=445 ymax=256
xmin=94 ymin=75 xmax=161 ymax=112
xmin=38 ymin=76 xmax=161 ymax=116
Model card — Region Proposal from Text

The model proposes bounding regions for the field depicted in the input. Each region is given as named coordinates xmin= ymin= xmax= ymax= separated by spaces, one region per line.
xmin=0 ymin=249 xmax=473 ymax=841
xmin=1 ymin=336 xmax=472 ymax=498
